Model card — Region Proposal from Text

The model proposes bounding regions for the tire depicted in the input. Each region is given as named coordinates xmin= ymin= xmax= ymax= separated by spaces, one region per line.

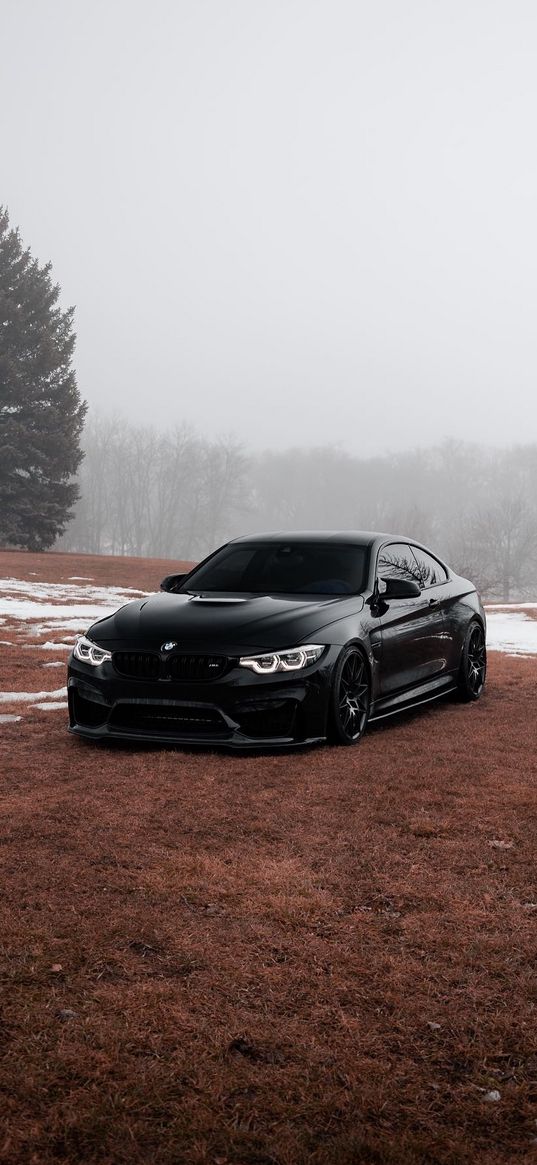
xmin=328 ymin=645 xmax=371 ymax=745
xmin=456 ymin=620 xmax=487 ymax=702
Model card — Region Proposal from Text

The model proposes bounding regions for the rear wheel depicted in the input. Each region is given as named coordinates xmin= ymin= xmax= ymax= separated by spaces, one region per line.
xmin=457 ymin=621 xmax=486 ymax=701
xmin=328 ymin=646 xmax=371 ymax=745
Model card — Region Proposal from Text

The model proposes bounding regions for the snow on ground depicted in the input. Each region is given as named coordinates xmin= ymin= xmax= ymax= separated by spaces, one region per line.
xmin=32 ymin=701 xmax=68 ymax=711
xmin=485 ymin=611 xmax=537 ymax=656
xmin=39 ymin=642 xmax=76 ymax=651
xmin=0 ymin=688 xmax=66 ymax=705
xmin=0 ymin=601 xmax=130 ymax=625
xmin=0 ymin=578 xmax=144 ymax=603
xmin=0 ymin=577 xmax=148 ymax=641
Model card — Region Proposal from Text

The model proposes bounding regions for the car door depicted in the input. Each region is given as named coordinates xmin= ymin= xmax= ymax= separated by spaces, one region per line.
xmin=377 ymin=542 xmax=447 ymax=695
xmin=409 ymin=543 xmax=458 ymax=671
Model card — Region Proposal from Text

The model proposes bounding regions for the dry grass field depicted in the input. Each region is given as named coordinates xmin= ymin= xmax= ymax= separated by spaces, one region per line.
xmin=1 ymin=550 xmax=537 ymax=1164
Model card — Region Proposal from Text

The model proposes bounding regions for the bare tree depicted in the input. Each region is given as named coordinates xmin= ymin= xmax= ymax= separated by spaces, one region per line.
xmin=468 ymin=495 xmax=537 ymax=602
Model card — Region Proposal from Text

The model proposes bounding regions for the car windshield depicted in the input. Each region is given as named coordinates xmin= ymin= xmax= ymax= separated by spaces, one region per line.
xmin=179 ymin=541 xmax=368 ymax=595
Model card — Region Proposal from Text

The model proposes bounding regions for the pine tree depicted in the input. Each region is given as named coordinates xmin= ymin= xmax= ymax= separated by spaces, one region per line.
xmin=0 ymin=206 xmax=87 ymax=550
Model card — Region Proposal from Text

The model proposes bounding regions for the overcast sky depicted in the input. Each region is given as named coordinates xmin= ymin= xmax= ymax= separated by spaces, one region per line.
xmin=2 ymin=0 xmax=537 ymax=455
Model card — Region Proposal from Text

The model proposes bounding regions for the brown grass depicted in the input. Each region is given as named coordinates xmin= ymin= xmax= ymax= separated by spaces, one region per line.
xmin=1 ymin=551 xmax=537 ymax=1164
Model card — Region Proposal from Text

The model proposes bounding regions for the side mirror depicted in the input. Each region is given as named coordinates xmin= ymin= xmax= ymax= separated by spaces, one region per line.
xmin=380 ymin=576 xmax=421 ymax=599
xmin=160 ymin=573 xmax=187 ymax=593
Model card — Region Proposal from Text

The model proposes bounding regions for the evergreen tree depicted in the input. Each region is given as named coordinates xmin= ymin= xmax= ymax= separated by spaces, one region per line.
xmin=0 ymin=206 xmax=87 ymax=549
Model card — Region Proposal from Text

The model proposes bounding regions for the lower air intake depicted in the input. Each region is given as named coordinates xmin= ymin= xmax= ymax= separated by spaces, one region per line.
xmin=109 ymin=703 xmax=230 ymax=736
xmin=72 ymin=690 xmax=109 ymax=728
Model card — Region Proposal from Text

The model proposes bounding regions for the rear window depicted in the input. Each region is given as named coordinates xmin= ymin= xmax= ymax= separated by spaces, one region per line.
xmin=410 ymin=546 xmax=448 ymax=587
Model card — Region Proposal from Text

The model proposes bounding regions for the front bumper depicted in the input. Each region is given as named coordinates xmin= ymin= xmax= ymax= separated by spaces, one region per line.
xmin=67 ymin=648 xmax=339 ymax=749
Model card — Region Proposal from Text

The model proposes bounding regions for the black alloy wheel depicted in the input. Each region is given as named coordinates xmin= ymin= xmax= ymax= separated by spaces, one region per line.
xmin=457 ymin=621 xmax=487 ymax=702
xmin=328 ymin=646 xmax=371 ymax=745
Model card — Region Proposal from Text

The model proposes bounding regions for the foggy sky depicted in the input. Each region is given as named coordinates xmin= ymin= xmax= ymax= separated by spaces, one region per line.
xmin=2 ymin=0 xmax=537 ymax=456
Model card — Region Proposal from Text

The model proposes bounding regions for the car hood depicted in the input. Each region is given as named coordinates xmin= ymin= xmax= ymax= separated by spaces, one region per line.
xmin=88 ymin=591 xmax=363 ymax=654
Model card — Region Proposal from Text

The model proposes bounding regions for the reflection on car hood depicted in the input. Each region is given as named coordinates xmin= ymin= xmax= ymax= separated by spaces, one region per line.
xmin=88 ymin=591 xmax=364 ymax=653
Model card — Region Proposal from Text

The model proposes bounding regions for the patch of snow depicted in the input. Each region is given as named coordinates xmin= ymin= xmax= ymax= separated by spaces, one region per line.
xmin=38 ymin=624 xmax=87 ymax=635
xmin=25 ymin=625 xmax=91 ymax=639
xmin=43 ymin=661 xmax=64 ymax=668
xmin=0 ymin=714 xmax=22 ymax=723
xmin=0 ymin=640 xmax=13 ymax=646
xmin=68 ymin=575 xmax=94 ymax=580
xmin=0 ymin=599 xmax=127 ymax=622
xmin=0 ymin=577 xmax=146 ymax=604
xmin=0 ymin=687 xmax=66 ymax=704
xmin=39 ymin=642 xmax=74 ymax=651
xmin=0 ymin=577 xmax=148 ymax=637
xmin=486 ymin=611 xmax=537 ymax=656
xmin=32 ymin=701 xmax=68 ymax=710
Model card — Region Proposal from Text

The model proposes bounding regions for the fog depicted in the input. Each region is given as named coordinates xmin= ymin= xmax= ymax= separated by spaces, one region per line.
xmin=58 ymin=415 xmax=537 ymax=601
xmin=2 ymin=0 xmax=537 ymax=455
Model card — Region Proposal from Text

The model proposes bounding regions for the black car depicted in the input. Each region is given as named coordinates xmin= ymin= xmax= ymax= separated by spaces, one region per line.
xmin=67 ymin=531 xmax=487 ymax=749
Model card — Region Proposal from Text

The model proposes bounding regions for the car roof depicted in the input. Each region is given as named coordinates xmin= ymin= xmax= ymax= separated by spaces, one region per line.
xmin=228 ymin=531 xmax=413 ymax=548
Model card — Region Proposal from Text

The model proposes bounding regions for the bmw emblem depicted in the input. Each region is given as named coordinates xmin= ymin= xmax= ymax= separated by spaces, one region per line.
xmin=161 ymin=641 xmax=178 ymax=652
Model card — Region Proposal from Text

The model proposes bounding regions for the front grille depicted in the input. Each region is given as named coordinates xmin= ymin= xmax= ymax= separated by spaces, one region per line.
xmin=168 ymin=654 xmax=228 ymax=682
xmin=114 ymin=651 xmax=160 ymax=680
xmin=112 ymin=651 xmax=229 ymax=682
xmin=109 ymin=702 xmax=230 ymax=736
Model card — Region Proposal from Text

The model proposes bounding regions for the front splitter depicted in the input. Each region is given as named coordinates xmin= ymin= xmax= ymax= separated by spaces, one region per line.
xmin=68 ymin=724 xmax=326 ymax=752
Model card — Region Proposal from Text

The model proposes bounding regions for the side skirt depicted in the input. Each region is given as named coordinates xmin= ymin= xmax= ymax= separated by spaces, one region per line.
xmin=369 ymin=680 xmax=458 ymax=723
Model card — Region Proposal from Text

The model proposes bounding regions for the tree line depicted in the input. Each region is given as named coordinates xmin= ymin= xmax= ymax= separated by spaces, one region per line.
xmin=59 ymin=413 xmax=537 ymax=602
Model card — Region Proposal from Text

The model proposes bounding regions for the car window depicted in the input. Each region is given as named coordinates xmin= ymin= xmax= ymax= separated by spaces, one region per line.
xmin=179 ymin=541 xmax=368 ymax=594
xmin=188 ymin=547 xmax=258 ymax=591
xmin=377 ymin=543 xmax=421 ymax=585
xmin=410 ymin=546 xmax=448 ymax=588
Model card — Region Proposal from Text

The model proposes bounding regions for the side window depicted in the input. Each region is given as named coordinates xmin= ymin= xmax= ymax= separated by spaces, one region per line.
xmin=410 ymin=546 xmax=448 ymax=589
xmin=377 ymin=543 xmax=421 ymax=585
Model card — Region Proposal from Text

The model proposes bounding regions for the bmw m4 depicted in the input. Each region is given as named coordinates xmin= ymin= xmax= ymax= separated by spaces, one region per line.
xmin=67 ymin=532 xmax=487 ymax=749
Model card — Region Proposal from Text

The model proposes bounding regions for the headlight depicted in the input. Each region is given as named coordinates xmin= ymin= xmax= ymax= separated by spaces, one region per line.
xmin=239 ymin=644 xmax=324 ymax=674
xmin=73 ymin=635 xmax=112 ymax=667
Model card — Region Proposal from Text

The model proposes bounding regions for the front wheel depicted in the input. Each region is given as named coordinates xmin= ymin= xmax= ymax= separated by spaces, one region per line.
xmin=457 ymin=621 xmax=487 ymax=701
xmin=328 ymin=646 xmax=371 ymax=745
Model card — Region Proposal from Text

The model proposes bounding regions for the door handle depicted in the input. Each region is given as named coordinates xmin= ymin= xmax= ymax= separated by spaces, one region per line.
xmin=428 ymin=597 xmax=440 ymax=607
